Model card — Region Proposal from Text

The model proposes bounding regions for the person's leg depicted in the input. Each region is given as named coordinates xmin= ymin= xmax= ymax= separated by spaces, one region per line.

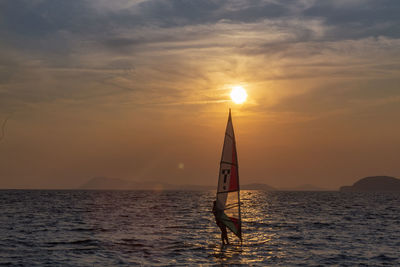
xmin=218 ymin=224 xmax=226 ymax=245
xmin=222 ymin=227 xmax=229 ymax=244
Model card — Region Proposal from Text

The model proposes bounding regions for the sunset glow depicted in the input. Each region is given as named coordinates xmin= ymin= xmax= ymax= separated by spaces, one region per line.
xmin=0 ymin=0 xmax=399 ymax=191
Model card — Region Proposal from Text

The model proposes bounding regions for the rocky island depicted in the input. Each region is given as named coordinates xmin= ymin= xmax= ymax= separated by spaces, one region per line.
xmin=340 ymin=176 xmax=400 ymax=192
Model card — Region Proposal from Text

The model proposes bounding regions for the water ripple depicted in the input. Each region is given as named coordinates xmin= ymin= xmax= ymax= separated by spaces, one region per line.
xmin=0 ymin=190 xmax=399 ymax=266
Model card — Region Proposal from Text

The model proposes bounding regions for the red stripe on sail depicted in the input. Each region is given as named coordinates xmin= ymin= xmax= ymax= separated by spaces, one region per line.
xmin=229 ymin=165 xmax=238 ymax=191
xmin=229 ymin=143 xmax=238 ymax=191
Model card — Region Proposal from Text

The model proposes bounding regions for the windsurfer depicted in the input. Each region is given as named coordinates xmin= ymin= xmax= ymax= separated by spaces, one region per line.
xmin=212 ymin=201 xmax=229 ymax=245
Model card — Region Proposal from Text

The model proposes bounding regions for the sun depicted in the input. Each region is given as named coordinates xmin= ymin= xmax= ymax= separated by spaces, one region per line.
xmin=230 ymin=86 xmax=247 ymax=104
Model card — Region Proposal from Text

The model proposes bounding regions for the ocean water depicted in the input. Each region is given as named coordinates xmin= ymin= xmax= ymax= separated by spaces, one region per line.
xmin=0 ymin=190 xmax=399 ymax=266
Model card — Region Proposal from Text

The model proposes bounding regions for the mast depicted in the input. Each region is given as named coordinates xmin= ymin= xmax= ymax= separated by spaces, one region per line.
xmin=235 ymin=114 xmax=242 ymax=244
xmin=232 ymin=109 xmax=242 ymax=244
xmin=230 ymin=108 xmax=242 ymax=243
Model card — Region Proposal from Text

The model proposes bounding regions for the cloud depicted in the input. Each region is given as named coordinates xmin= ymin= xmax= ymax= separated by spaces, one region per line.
xmin=304 ymin=0 xmax=400 ymax=39
xmin=0 ymin=0 xmax=399 ymax=116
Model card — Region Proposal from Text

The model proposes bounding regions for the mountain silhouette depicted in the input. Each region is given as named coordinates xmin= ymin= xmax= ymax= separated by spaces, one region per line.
xmin=340 ymin=176 xmax=400 ymax=192
xmin=80 ymin=177 xmax=276 ymax=191
xmin=80 ymin=177 xmax=174 ymax=190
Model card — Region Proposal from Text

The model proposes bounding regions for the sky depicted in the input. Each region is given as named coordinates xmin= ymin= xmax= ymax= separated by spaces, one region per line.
xmin=0 ymin=0 xmax=399 ymax=189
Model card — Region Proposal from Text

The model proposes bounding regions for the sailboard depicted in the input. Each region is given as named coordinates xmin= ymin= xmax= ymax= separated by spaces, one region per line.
xmin=216 ymin=109 xmax=242 ymax=242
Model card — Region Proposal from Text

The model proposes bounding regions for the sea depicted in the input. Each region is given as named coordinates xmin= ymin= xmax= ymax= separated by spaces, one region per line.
xmin=0 ymin=190 xmax=399 ymax=266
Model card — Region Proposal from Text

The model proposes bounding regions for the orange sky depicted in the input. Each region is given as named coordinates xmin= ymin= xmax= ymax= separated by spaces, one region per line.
xmin=0 ymin=1 xmax=399 ymax=189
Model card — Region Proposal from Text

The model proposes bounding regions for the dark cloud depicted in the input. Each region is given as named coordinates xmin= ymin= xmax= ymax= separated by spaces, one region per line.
xmin=304 ymin=0 xmax=400 ymax=39
xmin=133 ymin=0 xmax=292 ymax=26
xmin=1 ymin=0 xmax=399 ymax=54
xmin=135 ymin=0 xmax=221 ymax=26
xmin=0 ymin=0 xmax=94 ymax=36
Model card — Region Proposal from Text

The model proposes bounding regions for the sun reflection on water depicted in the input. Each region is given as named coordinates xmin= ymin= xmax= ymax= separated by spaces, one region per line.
xmin=207 ymin=190 xmax=282 ymax=265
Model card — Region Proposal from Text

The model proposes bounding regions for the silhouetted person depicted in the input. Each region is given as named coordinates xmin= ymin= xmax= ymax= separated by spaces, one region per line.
xmin=212 ymin=200 xmax=229 ymax=245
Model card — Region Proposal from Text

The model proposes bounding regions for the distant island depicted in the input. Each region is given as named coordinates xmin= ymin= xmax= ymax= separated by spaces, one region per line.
xmin=80 ymin=177 xmax=277 ymax=191
xmin=241 ymin=183 xmax=276 ymax=191
xmin=340 ymin=176 xmax=400 ymax=192
xmin=279 ymin=184 xmax=328 ymax=191
xmin=81 ymin=177 xmax=335 ymax=191
xmin=80 ymin=177 xmax=176 ymax=190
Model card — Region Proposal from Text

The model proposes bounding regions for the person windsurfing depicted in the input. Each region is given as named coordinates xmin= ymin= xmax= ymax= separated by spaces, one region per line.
xmin=212 ymin=200 xmax=229 ymax=245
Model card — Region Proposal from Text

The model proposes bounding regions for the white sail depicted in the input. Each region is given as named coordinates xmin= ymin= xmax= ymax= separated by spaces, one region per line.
xmin=216 ymin=109 xmax=242 ymax=240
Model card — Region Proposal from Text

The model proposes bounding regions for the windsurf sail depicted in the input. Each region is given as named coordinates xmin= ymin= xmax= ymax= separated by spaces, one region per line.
xmin=216 ymin=109 xmax=242 ymax=241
